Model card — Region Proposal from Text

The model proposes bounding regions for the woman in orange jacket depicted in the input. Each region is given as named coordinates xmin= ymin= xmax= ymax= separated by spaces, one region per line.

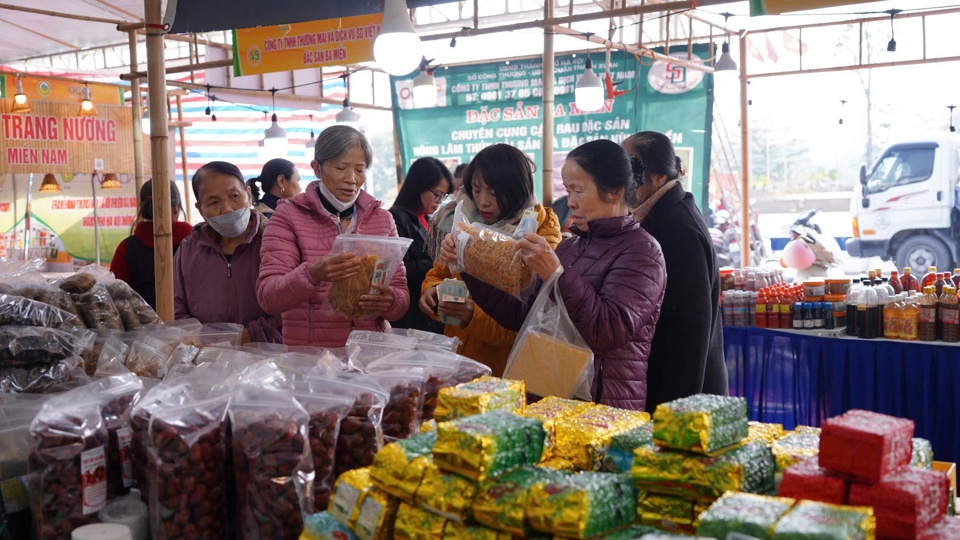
xmin=421 ymin=144 xmax=561 ymax=376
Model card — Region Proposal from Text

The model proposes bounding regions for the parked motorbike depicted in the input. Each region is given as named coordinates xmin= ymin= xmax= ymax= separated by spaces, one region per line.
xmin=782 ymin=209 xmax=845 ymax=281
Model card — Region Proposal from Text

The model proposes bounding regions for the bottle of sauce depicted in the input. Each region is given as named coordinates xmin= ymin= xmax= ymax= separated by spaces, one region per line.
xmin=792 ymin=302 xmax=804 ymax=330
xmin=823 ymin=302 xmax=835 ymax=330
xmin=919 ymin=286 xmax=939 ymax=342
xmin=889 ymin=271 xmax=903 ymax=294
xmin=722 ymin=291 xmax=735 ymax=326
xmin=883 ymin=293 xmax=901 ymax=339
xmin=868 ymin=269 xmax=878 ymax=286
xmin=874 ymin=281 xmax=890 ymax=338
xmin=941 ymin=285 xmax=960 ymax=343
xmin=901 ymin=267 xmax=922 ymax=293
xmin=936 ymin=273 xmax=948 ymax=297
xmin=953 ymin=268 xmax=960 ymax=290
xmin=755 ymin=292 xmax=767 ymax=328
xmin=862 ymin=282 xmax=879 ymax=339
xmin=813 ymin=302 xmax=824 ymax=329
xmin=900 ymin=294 xmax=920 ymax=341
xmin=845 ymin=280 xmax=863 ymax=337
xmin=779 ymin=294 xmax=793 ymax=330
xmin=748 ymin=291 xmax=758 ymax=327
xmin=766 ymin=292 xmax=778 ymax=329
xmin=922 ymin=266 xmax=939 ymax=290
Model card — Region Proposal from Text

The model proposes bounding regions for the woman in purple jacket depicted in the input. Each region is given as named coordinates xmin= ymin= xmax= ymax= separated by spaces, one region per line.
xmin=440 ymin=140 xmax=667 ymax=411
xmin=174 ymin=161 xmax=282 ymax=343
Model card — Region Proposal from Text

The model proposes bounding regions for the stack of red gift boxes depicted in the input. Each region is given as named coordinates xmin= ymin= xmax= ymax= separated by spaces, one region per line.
xmin=779 ymin=409 xmax=959 ymax=539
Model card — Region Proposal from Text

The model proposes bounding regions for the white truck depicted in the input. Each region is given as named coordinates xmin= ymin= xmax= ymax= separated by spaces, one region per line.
xmin=847 ymin=133 xmax=960 ymax=270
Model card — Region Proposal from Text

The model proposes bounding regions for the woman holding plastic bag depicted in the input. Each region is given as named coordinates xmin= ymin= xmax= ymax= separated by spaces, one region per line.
xmin=421 ymin=144 xmax=561 ymax=377
xmin=442 ymin=140 xmax=666 ymax=411
xmin=257 ymin=126 xmax=410 ymax=347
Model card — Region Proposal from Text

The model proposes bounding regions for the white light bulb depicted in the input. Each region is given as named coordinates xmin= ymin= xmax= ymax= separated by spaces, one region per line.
xmin=374 ymin=0 xmax=422 ymax=76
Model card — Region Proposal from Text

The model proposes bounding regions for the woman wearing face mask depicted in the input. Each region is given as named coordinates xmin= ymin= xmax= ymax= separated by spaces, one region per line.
xmin=421 ymin=144 xmax=561 ymax=376
xmin=256 ymin=126 xmax=410 ymax=347
xmin=389 ymin=157 xmax=454 ymax=334
xmin=173 ymin=161 xmax=282 ymax=343
xmin=449 ymin=140 xmax=666 ymax=411
xmin=247 ymin=158 xmax=302 ymax=219
xmin=622 ymin=131 xmax=727 ymax=412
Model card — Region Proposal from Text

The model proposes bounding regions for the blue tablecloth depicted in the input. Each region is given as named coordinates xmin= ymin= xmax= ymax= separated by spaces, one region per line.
xmin=724 ymin=326 xmax=960 ymax=464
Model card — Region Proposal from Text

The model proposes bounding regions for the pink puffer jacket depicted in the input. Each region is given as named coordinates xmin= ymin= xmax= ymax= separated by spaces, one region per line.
xmin=256 ymin=182 xmax=410 ymax=347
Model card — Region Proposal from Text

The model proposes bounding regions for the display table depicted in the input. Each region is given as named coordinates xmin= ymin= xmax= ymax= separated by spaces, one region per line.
xmin=724 ymin=326 xmax=960 ymax=463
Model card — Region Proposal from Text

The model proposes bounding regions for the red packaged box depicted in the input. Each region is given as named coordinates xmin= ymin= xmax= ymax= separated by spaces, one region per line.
xmin=919 ymin=517 xmax=960 ymax=540
xmin=779 ymin=456 xmax=848 ymax=505
xmin=848 ymin=466 xmax=949 ymax=540
xmin=819 ymin=409 xmax=914 ymax=483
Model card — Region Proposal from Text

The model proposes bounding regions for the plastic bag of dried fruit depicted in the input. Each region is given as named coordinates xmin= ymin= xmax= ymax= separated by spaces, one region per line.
xmin=303 ymin=373 xmax=388 ymax=478
xmin=327 ymin=234 xmax=413 ymax=320
xmin=6 ymin=280 xmax=86 ymax=329
xmin=0 ymin=293 xmax=80 ymax=329
xmin=229 ymin=383 xmax=315 ymax=540
xmin=69 ymin=265 xmax=161 ymax=330
xmin=146 ymin=392 xmax=230 ymax=540
xmin=389 ymin=328 xmax=461 ymax=354
xmin=357 ymin=369 xmax=430 ymax=443
xmin=449 ymin=200 xmax=534 ymax=296
xmin=0 ymin=325 xmax=95 ymax=393
xmin=29 ymin=391 xmax=108 ymax=540
xmin=345 ymin=330 xmax=417 ymax=369
xmin=366 ymin=351 xmax=491 ymax=422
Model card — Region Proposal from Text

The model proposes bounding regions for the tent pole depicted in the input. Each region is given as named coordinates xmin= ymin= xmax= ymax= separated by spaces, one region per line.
xmin=176 ymin=94 xmax=192 ymax=222
xmin=739 ymin=32 xmax=750 ymax=269
xmin=145 ymin=0 xmax=174 ymax=321
xmin=541 ymin=0 xmax=555 ymax=207
xmin=128 ymin=30 xmax=145 ymax=205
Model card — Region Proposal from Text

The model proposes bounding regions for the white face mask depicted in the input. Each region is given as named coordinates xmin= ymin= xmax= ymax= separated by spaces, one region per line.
xmin=206 ymin=206 xmax=251 ymax=239
xmin=318 ymin=181 xmax=359 ymax=213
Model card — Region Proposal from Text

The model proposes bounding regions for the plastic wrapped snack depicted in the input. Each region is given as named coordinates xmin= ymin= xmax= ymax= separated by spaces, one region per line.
xmin=652 ymin=394 xmax=749 ymax=454
xmin=434 ymin=376 xmax=525 ymax=422
xmin=315 ymin=375 xmax=388 ymax=478
xmin=147 ymin=394 xmax=230 ymax=540
xmin=779 ymin=457 xmax=847 ymax=506
xmin=350 ymin=488 xmax=398 ymax=540
xmin=0 ymin=292 xmax=81 ymax=329
xmin=770 ymin=501 xmax=875 ymax=540
xmin=848 ymin=466 xmax=949 ymax=539
xmin=83 ymin=329 xmax=125 ymax=376
xmin=363 ymin=369 xmax=427 ymax=441
xmin=631 ymin=441 xmax=776 ymax=500
xmin=415 ymin=464 xmax=478 ymax=522
xmin=441 ymin=520 xmax=514 ymax=540
xmin=330 ymin=468 xmax=374 ymax=528
xmin=522 ymin=396 xmax=593 ymax=462
xmin=88 ymin=374 xmax=142 ymax=499
xmin=433 ymin=410 xmax=545 ymax=481
xmin=345 ymin=330 xmax=418 ymax=369
xmin=919 ymin=517 xmax=960 ymax=540
xmin=819 ymin=409 xmax=914 ymax=484
xmin=301 ymin=511 xmax=359 ymax=540
xmin=636 ymin=491 xmax=695 ymax=529
xmin=0 ymin=326 xmax=94 ymax=393
xmin=128 ymin=382 xmax=197 ymax=498
xmin=912 ymin=437 xmax=935 ymax=469
xmin=366 ymin=351 xmax=491 ymax=422
xmin=390 ymin=328 xmax=461 ymax=354
xmin=772 ymin=432 xmax=821 ymax=473
xmin=178 ymin=322 xmax=244 ymax=348
xmin=28 ymin=396 xmax=108 ymax=540
xmin=697 ymin=492 xmax=796 ymax=540
xmin=328 ymin=235 xmax=413 ymax=320
xmin=526 ymin=471 xmax=637 ymax=539
xmin=72 ymin=284 xmax=124 ymax=330
xmin=369 ymin=431 xmax=436 ymax=503
xmin=604 ymin=525 xmax=661 ymax=540
xmin=472 ymin=466 xmax=564 ymax=536
xmin=551 ymin=404 xmax=651 ymax=472
xmin=393 ymin=502 xmax=448 ymax=540
xmin=124 ymin=333 xmax=172 ymax=379
xmin=101 ymin=279 xmax=162 ymax=329
xmin=602 ymin=421 xmax=654 ymax=473
xmin=747 ymin=421 xmax=785 ymax=446
xmin=450 ymin=202 xmax=532 ymax=296
xmin=229 ymin=387 xmax=314 ymax=540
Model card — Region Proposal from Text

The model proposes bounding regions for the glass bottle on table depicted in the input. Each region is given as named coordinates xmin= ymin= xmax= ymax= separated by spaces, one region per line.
xmin=901 ymin=267 xmax=922 ymax=293
xmin=889 ymin=270 xmax=903 ymax=294
xmin=883 ymin=293 xmax=902 ymax=339
xmin=936 ymin=273 xmax=948 ymax=297
xmin=900 ymin=294 xmax=920 ymax=341
xmin=845 ymin=280 xmax=864 ymax=337
xmin=874 ymin=281 xmax=890 ymax=338
xmin=861 ymin=282 xmax=879 ymax=339
xmin=919 ymin=286 xmax=939 ymax=342
xmin=940 ymin=285 xmax=960 ymax=343
xmin=868 ymin=269 xmax=878 ymax=286
xmin=922 ymin=266 xmax=939 ymax=290
xmin=952 ymin=268 xmax=960 ymax=290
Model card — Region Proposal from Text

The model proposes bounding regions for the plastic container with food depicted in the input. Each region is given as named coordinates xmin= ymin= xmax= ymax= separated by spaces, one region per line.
xmin=328 ymin=234 xmax=413 ymax=320
xmin=803 ymin=279 xmax=826 ymax=300
xmin=826 ymin=278 xmax=852 ymax=296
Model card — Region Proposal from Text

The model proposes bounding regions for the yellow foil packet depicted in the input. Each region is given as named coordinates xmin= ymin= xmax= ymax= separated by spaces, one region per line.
xmin=433 ymin=411 xmax=545 ymax=482
xmin=442 ymin=520 xmax=514 ymax=540
xmin=473 ymin=466 xmax=565 ymax=536
xmin=652 ymin=394 xmax=749 ymax=455
xmin=637 ymin=491 xmax=696 ymax=527
xmin=415 ymin=463 xmax=479 ymax=521
xmin=434 ymin=376 xmax=525 ymax=422
xmin=369 ymin=431 xmax=436 ymax=503
xmin=771 ymin=500 xmax=875 ymax=540
xmin=746 ymin=421 xmax=785 ymax=445
xmin=350 ymin=488 xmax=398 ymax=540
xmin=329 ymin=467 xmax=374 ymax=528
xmin=526 ymin=471 xmax=637 ymax=539
xmin=421 ymin=419 xmax=437 ymax=432
xmin=771 ymin=432 xmax=820 ymax=472
xmin=631 ymin=442 xmax=775 ymax=500
xmin=552 ymin=404 xmax=651 ymax=471
xmin=522 ymin=396 xmax=593 ymax=462
xmin=394 ymin=502 xmax=448 ymax=540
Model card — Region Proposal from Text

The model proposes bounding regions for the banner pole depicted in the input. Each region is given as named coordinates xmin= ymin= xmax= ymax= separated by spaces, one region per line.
xmin=739 ymin=32 xmax=751 ymax=269
xmin=542 ymin=0 xmax=555 ymax=207
xmin=128 ymin=30 xmax=145 ymax=205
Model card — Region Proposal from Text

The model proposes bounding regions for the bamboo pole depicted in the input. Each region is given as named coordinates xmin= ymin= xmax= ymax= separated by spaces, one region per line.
xmin=145 ymin=0 xmax=174 ymax=321
xmin=542 ymin=0 xmax=556 ymax=208
xmin=0 ymin=2 xmax=126 ymax=25
xmin=738 ymin=32 xmax=750 ymax=269
xmin=175 ymin=94 xmax=192 ymax=222
xmin=552 ymin=26 xmax=714 ymax=73
xmin=128 ymin=30 xmax=145 ymax=204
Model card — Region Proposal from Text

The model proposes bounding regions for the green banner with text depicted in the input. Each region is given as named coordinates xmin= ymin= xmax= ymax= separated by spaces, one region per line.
xmin=392 ymin=44 xmax=714 ymax=213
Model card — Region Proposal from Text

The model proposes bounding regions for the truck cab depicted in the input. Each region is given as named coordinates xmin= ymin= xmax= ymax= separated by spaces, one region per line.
xmin=847 ymin=133 xmax=960 ymax=269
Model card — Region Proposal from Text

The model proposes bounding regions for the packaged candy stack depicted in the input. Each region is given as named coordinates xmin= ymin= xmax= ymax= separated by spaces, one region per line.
xmin=540 ymin=402 xmax=652 ymax=472
xmin=777 ymin=409 xmax=952 ymax=539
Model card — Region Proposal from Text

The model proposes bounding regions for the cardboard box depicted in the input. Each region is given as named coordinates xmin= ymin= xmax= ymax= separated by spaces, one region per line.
xmin=934 ymin=462 xmax=957 ymax=494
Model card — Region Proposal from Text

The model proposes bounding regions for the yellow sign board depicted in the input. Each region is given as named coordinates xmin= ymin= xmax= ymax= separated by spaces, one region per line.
xmin=232 ymin=14 xmax=382 ymax=76
xmin=1 ymin=74 xmax=123 ymax=106
xmin=750 ymin=0 xmax=865 ymax=16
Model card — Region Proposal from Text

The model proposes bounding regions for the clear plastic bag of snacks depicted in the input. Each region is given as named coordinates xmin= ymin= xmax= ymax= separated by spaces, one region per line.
xmin=0 ymin=326 xmax=95 ymax=393
xmin=0 ymin=293 xmax=79 ymax=328
xmin=345 ymin=330 xmax=417 ymax=369
xmin=450 ymin=201 xmax=533 ymax=296
xmin=327 ymin=234 xmax=413 ymax=320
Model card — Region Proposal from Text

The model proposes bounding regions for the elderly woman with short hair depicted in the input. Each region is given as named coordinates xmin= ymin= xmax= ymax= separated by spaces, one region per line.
xmin=256 ymin=125 xmax=410 ymax=347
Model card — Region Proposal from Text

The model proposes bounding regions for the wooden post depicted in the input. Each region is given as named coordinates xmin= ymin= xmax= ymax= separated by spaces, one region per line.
xmin=175 ymin=94 xmax=192 ymax=222
xmin=541 ymin=0 xmax=555 ymax=207
xmin=739 ymin=32 xmax=751 ymax=269
xmin=145 ymin=0 xmax=174 ymax=321
xmin=128 ymin=31 xmax=145 ymax=204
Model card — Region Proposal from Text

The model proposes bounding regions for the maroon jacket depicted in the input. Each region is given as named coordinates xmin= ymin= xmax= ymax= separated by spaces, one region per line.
xmin=464 ymin=216 xmax=666 ymax=411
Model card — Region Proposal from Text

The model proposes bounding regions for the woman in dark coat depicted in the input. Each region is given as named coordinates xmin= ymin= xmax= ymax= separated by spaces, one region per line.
xmin=440 ymin=140 xmax=666 ymax=411
xmin=389 ymin=157 xmax=454 ymax=333
xmin=623 ymin=131 xmax=728 ymax=413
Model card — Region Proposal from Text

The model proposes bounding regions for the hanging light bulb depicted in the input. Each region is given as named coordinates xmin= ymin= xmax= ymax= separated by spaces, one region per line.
xmin=141 ymin=108 xmax=151 ymax=135
xmin=100 ymin=173 xmax=122 ymax=190
xmin=12 ymin=73 xmax=30 ymax=114
xmin=374 ymin=0 xmax=423 ymax=76
xmin=412 ymin=60 xmax=438 ymax=108
xmin=839 ymin=100 xmax=847 ymax=125
xmin=575 ymin=57 xmax=604 ymax=112
xmin=949 ymin=105 xmax=956 ymax=133
xmin=305 ymin=114 xmax=317 ymax=158
xmin=336 ymin=99 xmax=362 ymax=129
xmin=38 ymin=173 xmax=61 ymax=193
xmin=262 ymin=89 xmax=288 ymax=151
xmin=210 ymin=97 xmax=217 ymax=121
xmin=78 ymin=85 xmax=96 ymax=117
xmin=714 ymin=13 xmax=738 ymax=76
xmin=886 ymin=9 xmax=901 ymax=52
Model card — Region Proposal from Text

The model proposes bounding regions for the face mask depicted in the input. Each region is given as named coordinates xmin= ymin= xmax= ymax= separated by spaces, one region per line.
xmin=206 ymin=206 xmax=251 ymax=239
xmin=318 ymin=181 xmax=359 ymax=213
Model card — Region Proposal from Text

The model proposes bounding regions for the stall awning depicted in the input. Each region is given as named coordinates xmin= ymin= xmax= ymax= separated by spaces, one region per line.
xmin=164 ymin=0 xmax=459 ymax=34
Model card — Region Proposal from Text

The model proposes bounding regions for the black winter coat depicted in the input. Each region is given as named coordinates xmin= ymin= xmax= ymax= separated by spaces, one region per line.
xmin=640 ymin=184 xmax=728 ymax=413
xmin=389 ymin=206 xmax=445 ymax=334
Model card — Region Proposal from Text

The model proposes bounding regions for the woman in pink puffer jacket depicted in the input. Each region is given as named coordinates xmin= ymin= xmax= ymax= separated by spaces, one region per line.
xmin=256 ymin=126 xmax=410 ymax=347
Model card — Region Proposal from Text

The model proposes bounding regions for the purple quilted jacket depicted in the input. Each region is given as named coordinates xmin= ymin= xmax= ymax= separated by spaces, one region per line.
xmin=464 ymin=216 xmax=666 ymax=411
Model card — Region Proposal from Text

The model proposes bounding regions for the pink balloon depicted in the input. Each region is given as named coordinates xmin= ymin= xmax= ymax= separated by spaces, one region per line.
xmin=782 ymin=238 xmax=817 ymax=270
